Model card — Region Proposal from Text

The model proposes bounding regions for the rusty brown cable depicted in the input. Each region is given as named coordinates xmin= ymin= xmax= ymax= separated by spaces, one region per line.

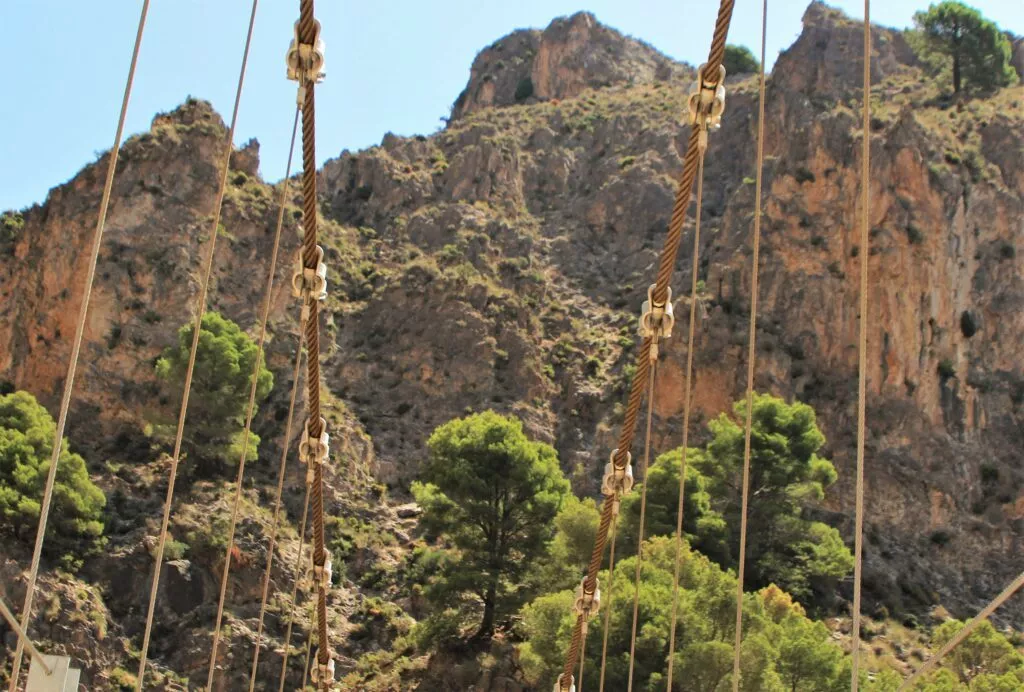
xmin=730 ymin=1 xmax=769 ymax=689
xmin=899 ymin=571 xmax=1024 ymax=689
xmin=665 ymin=142 xmax=711 ymax=690
xmin=295 ymin=0 xmax=332 ymax=678
xmin=207 ymin=103 xmax=301 ymax=692
xmin=135 ymin=1 xmax=260 ymax=687
xmin=278 ymin=483 xmax=313 ymax=692
xmin=5 ymin=4 xmax=150 ymax=689
xmin=597 ymin=514 xmax=618 ymax=692
xmin=557 ymin=2 xmax=736 ymax=683
xmin=626 ymin=358 xmax=659 ymax=691
xmin=850 ymin=0 xmax=871 ymax=688
xmin=242 ymin=112 xmax=304 ymax=692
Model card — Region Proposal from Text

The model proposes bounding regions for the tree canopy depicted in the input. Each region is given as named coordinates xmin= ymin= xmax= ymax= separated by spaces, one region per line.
xmin=618 ymin=393 xmax=852 ymax=605
xmin=412 ymin=411 xmax=570 ymax=638
xmin=0 ymin=390 xmax=105 ymax=556
xmin=723 ymin=44 xmax=760 ymax=75
xmin=518 ymin=536 xmax=857 ymax=691
xmin=930 ymin=619 xmax=1024 ymax=685
xmin=154 ymin=311 xmax=272 ymax=475
xmin=912 ymin=2 xmax=1017 ymax=93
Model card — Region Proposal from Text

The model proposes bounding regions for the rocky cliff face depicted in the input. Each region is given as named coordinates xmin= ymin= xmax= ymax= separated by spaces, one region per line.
xmin=1 ymin=2 xmax=1023 ymax=688
xmin=452 ymin=11 xmax=690 ymax=120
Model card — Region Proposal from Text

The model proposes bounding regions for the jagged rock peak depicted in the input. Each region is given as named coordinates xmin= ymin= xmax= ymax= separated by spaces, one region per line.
xmin=773 ymin=1 xmax=920 ymax=96
xmin=451 ymin=10 xmax=691 ymax=120
xmin=150 ymin=97 xmax=225 ymax=131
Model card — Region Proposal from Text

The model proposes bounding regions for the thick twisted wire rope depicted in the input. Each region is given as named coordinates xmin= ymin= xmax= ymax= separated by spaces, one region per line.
xmin=203 ymin=104 xmax=302 ymax=690
xmin=135 ymin=2 xmax=260 ymax=687
xmin=730 ymin=1 xmax=770 ymax=688
xmin=850 ymin=0 xmax=872 ymax=687
xmin=557 ymin=3 xmax=736 ymax=682
xmin=664 ymin=141 xmax=711 ymax=690
xmin=5 ymin=3 xmax=150 ymax=689
xmin=625 ymin=359 xmax=659 ymax=691
xmin=295 ymin=1 xmax=332 ymax=674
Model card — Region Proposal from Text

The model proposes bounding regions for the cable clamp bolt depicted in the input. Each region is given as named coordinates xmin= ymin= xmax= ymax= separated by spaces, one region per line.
xmin=311 ymin=550 xmax=333 ymax=589
xmin=601 ymin=449 xmax=634 ymax=504
xmin=554 ymin=674 xmax=576 ymax=692
xmin=572 ymin=577 xmax=601 ymax=634
xmin=286 ymin=19 xmax=326 ymax=85
xmin=687 ymin=63 xmax=726 ymax=151
xmin=309 ymin=651 xmax=335 ymax=687
xmin=292 ymin=245 xmax=328 ymax=303
xmin=299 ymin=416 xmax=330 ymax=466
xmin=639 ymin=284 xmax=674 ymax=340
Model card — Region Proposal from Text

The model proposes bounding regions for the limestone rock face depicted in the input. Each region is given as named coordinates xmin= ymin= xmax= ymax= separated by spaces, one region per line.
xmin=1010 ymin=36 xmax=1024 ymax=81
xmin=773 ymin=1 xmax=920 ymax=97
xmin=452 ymin=11 xmax=690 ymax=120
xmin=2 ymin=4 xmax=1024 ymax=689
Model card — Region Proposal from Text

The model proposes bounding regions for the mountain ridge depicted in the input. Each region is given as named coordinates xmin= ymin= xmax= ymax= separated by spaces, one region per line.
xmin=1 ymin=3 xmax=1023 ymax=688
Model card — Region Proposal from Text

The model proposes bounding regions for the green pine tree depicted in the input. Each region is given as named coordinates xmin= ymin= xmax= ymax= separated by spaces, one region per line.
xmin=911 ymin=2 xmax=1017 ymax=93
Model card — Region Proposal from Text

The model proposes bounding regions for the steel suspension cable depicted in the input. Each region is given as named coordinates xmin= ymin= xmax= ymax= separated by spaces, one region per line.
xmin=577 ymin=621 xmax=588 ymax=691
xmin=303 ymin=623 xmax=314 ymax=687
xmin=206 ymin=104 xmax=302 ymax=691
xmin=1 ymin=595 xmax=52 ymax=678
xmin=597 ymin=515 xmax=618 ymax=692
xmin=295 ymin=1 xmax=332 ymax=680
xmin=665 ymin=141 xmax=711 ymax=692
xmin=850 ymin=1 xmax=872 ymax=688
xmin=6 ymin=4 xmax=150 ymax=689
xmin=898 ymin=571 xmax=1024 ymax=690
xmin=277 ymin=484 xmax=313 ymax=692
xmin=248 ymin=321 xmax=304 ymax=692
xmin=626 ymin=359 xmax=659 ymax=691
xmin=135 ymin=2 xmax=260 ymax=687
xmin=557 ymin=3 xmax=736 ymax=683
xmin=730 ymin=2 xmax=770 ymax=688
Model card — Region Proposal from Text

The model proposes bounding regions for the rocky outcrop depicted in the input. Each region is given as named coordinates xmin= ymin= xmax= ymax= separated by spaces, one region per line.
xmin=1011 ymin=36 xmax=1024 ymax=81
xmin=774 ymin=1 xmax=920 ymax=98
xmin=2 ymin=3 xmax=1024 ymax=689
xmin=452 ymin=11 xmax=690 ymax=120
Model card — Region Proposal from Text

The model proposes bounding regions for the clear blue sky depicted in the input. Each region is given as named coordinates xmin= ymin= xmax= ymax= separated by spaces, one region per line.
xmin=1 ymin=0 xmax=1020 ymax=211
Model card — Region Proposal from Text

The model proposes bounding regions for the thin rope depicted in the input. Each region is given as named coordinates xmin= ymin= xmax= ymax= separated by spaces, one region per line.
xmin=206 ymin=102 xmax=301 ymax=692
xmin=577 ymin=622 xmax=588 ymax=692
xmin=135 ymin=2 xmax=259 ymax=687
xmin=277 ymin=484 xmax=313 ymax=692
xmin=664 ymin=144 xmax=710 ymax=689
xmin=302 ymin=592 xmax=315 ymax=687
xmin=248 ymin=329 xmax=303 ymax=692
xmin=626 ymin=357 xmax=659 ymax=692
xmin=899 ymin=570 xmax=1024 ymax=689
xmin=850 ymin=1 xmax=871 ymax=688
xmin=597 ymin=515 xmax=618 ymax=692
xmin=557 ymin=2 xmax=736 ymax=682
xmin=0 ymin=595 xmax=52 ymax=677
xmin=731 ymin=1 xmax=769 ymax=688
xmin=250 ymin=330 xmax=305 ymax=689
xmin=6 ymin=4 xmax=150 ymax=689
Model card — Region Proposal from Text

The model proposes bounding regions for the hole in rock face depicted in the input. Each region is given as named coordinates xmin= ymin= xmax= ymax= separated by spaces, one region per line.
xmin=960 ymin=310 xmax=979 ymax=338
